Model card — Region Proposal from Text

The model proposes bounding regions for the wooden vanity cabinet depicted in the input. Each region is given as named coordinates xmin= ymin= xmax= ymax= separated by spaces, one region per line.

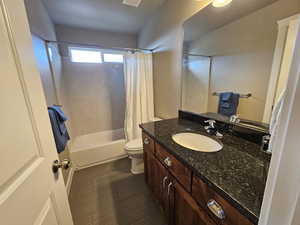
xmin=169 ymin=181 xmax=217 ymax=225
xmin=148 ymin=156 xmax=215 ymax=225
xmin=156 ymin=143 xmax=192 ymax=192
xmin=142 ymin=132 xmax=254 ymax=225
xmin=142 ymin=133 xmax=169 ymax=211
xmin=150 ymin=152 xmax=169 ymax=209
xmin=142 ymin=132 xmax=155 ymax=185
xmin=192 ymin=176 xmax=254 ymax=225
xmin=143 ymin=133 xmax=215 ymax=225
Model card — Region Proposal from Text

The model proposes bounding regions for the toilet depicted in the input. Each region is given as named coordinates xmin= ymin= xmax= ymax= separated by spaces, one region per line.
xmin=125 ymin=117 xmax=161 ymax=174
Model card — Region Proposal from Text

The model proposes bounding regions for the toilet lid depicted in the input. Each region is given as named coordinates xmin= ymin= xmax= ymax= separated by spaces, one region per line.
xmin=125 ymin=138 xmax=143 ymax=151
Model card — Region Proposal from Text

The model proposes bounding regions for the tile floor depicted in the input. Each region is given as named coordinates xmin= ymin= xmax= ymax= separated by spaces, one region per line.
xmin=69 ymin=158 xmax=166 ymax=225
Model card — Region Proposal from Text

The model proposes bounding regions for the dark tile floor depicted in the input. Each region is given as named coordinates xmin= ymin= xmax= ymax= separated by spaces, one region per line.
xmin=69 ymin=158 xmax=167 ymax=225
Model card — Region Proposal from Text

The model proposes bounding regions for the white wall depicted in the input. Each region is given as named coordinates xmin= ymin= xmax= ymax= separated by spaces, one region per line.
xmin=31 ymin=35 xmax=57 ymax=106
xmin=55 ymin=24 xmax=137 ymax=49
xmin=138 ymin=0 xmax=212 ymax=118
xmin=62 ymin=57 xmax=126 ymax=137
xmin=182 ymin=55 xmax=211 ymax=114
xmin=55 ymin=25 xmax=130 ymax=137
xmin=24 ymin=0 xmax=56 ymax=40
xmin=138 ymin=0 xmax=300 ymax=120
xmin=189 ymin=0 xmax=300 ymax=122
xmin=24 ymin=0 xmax=72 ymax=182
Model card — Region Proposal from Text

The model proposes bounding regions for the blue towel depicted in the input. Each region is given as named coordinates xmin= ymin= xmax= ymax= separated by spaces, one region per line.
xmin=49 ymin=105 xmax=68 ymax=122
xmin=218 ymin=92 xmax=240 ymax=117
xmin=48 ymin=106 xmax=68 ymax=135
xmin=220 ymin=92 xmax=232 ymax=101
xmin=48 ymin=106 xmax=70 ymax=153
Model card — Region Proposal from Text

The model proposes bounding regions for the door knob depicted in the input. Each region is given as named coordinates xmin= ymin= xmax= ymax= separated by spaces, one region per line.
xmin=52 ymin=159 xmax=71 ymax=173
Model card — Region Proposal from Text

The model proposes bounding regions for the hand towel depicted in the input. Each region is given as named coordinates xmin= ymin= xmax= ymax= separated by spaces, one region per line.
xmin=218 ymin=92 xmax=240 ymax=117
xmin=48 ymin=106 xmax=70 ymax=153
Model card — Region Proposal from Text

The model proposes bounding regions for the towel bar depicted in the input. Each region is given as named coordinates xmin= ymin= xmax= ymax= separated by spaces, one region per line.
xmin=212 ymin=92 xmax=252 ymax=98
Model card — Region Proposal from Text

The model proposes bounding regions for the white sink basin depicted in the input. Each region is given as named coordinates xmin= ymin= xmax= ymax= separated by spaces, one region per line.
xmin=172 ymin=133 xmax=223 ymax=152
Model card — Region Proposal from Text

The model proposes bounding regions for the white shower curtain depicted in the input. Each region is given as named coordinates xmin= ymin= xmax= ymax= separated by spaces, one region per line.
xmin=124 ymin=52 xmax=154 ymax=141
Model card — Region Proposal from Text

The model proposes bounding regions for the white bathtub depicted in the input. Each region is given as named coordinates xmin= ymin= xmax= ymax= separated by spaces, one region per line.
xmin=70 ymin=129 xmax=127 ymax=169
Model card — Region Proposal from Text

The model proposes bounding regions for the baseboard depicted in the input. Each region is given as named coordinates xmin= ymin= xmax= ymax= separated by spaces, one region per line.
xmin=66 ymin=167 xmax=75 ymax=195
xmin=75 ymin=154 xmax=128 ymax=170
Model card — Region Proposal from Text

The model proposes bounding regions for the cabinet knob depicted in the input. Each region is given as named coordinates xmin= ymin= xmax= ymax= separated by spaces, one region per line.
xmin=207 ymin=199 xmax=226 ymax=220
xmin=144 ymin=138 xmax=150 ymax=145
xmin=164 ymin=157 xmax=172 ymax=167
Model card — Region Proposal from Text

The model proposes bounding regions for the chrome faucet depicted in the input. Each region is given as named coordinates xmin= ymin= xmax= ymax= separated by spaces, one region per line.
xmin=261 ymin=135 xmax=271 ymax=152
xmin=204 ymin=120 xmax=223 ymax=138
xmin=230 ymin=114 xmax=240 ymax=123
xmin=204 ymin=120 xmax=216 ymax=130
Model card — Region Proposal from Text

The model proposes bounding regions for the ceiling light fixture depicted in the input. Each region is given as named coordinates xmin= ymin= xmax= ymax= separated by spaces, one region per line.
xmin=122 ymin=0 xmax=142 ymax=7
xmin=212 ymin=0 xmax=232 ymax=8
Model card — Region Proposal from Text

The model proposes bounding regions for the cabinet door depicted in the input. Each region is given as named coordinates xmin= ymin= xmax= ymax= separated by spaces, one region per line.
xmin=151 ymin=156 xmax=169 ymax=209
xmin=142 ymin=132 xmax=155 ymax=186
xmin=171 ymin=182 xmax=216 ymax=225
xmin=143 ymin=149 xmax=149 ymax=185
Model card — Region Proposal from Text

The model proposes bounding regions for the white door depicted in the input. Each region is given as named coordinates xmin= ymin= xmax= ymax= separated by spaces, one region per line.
xmin=0 ymin=1 xmax=73 ymax=225
xmin=263 ymin=14 xmax=300 ymax=123
xmin=274 ymin=19 xmax=299 ymax=104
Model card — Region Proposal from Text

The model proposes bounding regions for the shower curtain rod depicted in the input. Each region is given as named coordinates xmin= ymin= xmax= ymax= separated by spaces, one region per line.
xmin=45 ymin=39 xmax=153 ymax=52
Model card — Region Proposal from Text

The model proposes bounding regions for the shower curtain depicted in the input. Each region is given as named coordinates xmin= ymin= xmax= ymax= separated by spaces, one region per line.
xmin=124 ymin=52 xmax=154 ymax=141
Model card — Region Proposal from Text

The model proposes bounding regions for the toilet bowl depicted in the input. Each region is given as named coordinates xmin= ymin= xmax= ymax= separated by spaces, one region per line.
xmin=125 ymin=117 xmax=161 ymax=174
xmin=125 ymin=138 xmax=144 ymax=174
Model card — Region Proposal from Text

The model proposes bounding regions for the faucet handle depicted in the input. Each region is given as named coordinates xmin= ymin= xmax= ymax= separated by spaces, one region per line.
xmin=205 ymin=120 xmax=216 ymax=128
xmin=230 ymin=115 xmax=240 ymax=123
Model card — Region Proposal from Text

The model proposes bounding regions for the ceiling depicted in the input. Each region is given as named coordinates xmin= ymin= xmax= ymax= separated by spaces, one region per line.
xmin=42 ymin=0 xmax=165 ymax=34
xmin=184 ymin=0 xmax=279 ymax=43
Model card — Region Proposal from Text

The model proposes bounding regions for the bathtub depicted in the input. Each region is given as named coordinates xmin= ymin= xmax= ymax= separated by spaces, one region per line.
xmin=70 ymin=129 xmax=127 ymax=169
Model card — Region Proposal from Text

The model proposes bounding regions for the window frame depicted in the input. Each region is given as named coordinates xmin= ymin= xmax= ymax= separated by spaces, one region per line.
xmin=69 ymin=46 xmax=103 ymax=63
xmin=103 ymin=52 xmax=124 ymax=63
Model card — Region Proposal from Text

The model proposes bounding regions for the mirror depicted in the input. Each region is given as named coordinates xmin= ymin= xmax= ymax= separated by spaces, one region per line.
xmin=181 ymin=0 xmax=296 ymax=129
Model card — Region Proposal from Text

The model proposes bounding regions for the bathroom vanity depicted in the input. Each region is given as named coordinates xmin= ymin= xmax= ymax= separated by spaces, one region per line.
xmin=140 ymin=116 xmax=270 ymax=225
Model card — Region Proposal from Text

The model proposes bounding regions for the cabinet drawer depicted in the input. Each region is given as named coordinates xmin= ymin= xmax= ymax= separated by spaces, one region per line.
xmin=173 ymin=182 xmax=216 ymax=225
xmin=192 ymin=176 xmax=211 ymax=209
xmin=142 ymin=132 xmax=155 ymax=155
xmin=155 ymin=143 xmax=192 ymax=192
xmin=192 ymin=176 xmax=254 ymax=225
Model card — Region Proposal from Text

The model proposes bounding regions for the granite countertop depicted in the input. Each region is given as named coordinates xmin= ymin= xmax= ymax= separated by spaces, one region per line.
xmin=140 ymin=118 xmax=270 ymax=224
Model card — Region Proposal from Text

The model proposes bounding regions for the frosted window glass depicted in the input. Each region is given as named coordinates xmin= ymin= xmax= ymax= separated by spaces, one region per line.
xmin=103 ymin=53 xmax=124 ymax=63
xmin=70 ymin=48 xmax=102 ymax=63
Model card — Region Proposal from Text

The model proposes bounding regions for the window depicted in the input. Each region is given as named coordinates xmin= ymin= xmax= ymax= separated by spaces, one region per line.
xmin=103 ymin=53 xmax=124 ymax=63
xmin=69 ymin=47 xmax=102 ymax=63
xmin=69 ymin=47 xmax=124 ymax=63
